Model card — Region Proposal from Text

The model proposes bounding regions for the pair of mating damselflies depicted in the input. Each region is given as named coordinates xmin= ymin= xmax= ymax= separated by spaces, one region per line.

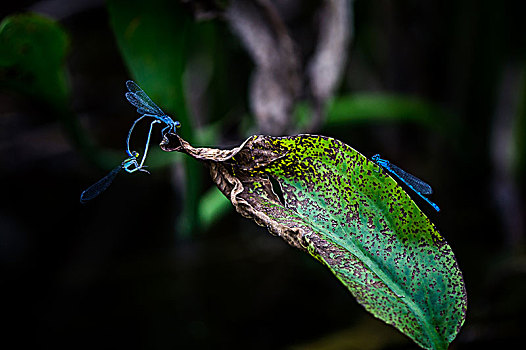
xmin=80 ymin=80 xmax=180 ymax=203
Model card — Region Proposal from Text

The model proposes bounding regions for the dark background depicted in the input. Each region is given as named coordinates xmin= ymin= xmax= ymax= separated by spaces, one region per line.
xmin=1 ymin=0 xmax=524 ymax=349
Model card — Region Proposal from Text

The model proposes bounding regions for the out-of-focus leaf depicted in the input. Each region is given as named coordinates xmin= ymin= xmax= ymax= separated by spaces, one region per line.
xmin=0 ymin=13 xmax=101 ymax=163
xmin=0 ymin=13 xmax=69 ymax=108
xmin=198 ymin=186 xmax=232 ymax=230
xmin=160 ymin=133 xmax=467 ymax=350
xmin=106 ymin=0 xmax=190 ymax=132
xmin=326 ymin=94 xmax=457 ymax=133
xmin=107 ymin=0 xmax=200 ymax=234
xmin=292 ymin=102 xmax=314 ymax=131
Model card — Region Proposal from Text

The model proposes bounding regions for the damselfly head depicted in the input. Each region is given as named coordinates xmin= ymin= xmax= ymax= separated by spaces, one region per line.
xmin=175 ymin=121 xmax=181 ymax=128
xmin=372 ymin=154 xmax=380 ymax=162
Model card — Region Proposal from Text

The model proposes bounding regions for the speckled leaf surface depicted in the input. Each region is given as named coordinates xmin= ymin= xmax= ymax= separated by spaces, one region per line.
xmin=160 ymin=133 xmax=467 ymax=350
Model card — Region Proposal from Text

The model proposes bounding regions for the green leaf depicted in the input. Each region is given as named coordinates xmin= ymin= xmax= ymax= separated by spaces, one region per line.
xmin=160 ymin=133 xmax=467 ymax=350
xmin=0 ymin=13 xmax=69 ymax=108
xmin=198 ymin=186 xmax=233 ymax=230
xmin=326 ymin=94 xmax=458 ymax=134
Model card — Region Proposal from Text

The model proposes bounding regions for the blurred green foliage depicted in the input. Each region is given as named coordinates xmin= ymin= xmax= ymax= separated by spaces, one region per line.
xmin=326 ymin=93 xmax=458 ymax=135
xmin=0 ymin=12 xmax=104 ymax=166
xmin=0 ymin=13 xmax=69 ymax=108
